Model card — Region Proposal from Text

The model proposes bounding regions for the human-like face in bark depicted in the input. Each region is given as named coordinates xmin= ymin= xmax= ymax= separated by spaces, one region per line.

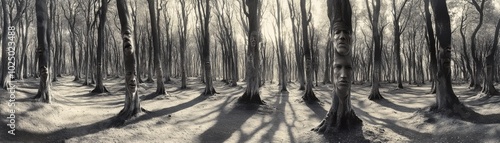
xmin=333 ymin=56 xmax=352 ymax=97
xmin=333 ymin=24 xmax=352 ymax=56
xmin=126 ymin=72 xmax=137 ymax=93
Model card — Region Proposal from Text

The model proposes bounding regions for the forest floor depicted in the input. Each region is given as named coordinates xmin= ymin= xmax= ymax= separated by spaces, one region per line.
xmin=1 ymin=76 xmax=499 ymax=143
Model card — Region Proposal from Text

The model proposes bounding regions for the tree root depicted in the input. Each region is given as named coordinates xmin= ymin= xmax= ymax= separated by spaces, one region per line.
xmin=238 ymin=92 xmax=265 ymax=105
xmin=302 ymin=88 xmax=319 ymax=103
xmin=368 ymin=90 xmax=384 ymax=100
xmin=110 ymin=107 xmax=149 ymax=127
xmin=91 ymin=86 xmax=109 ymax=93
xmin=429 ymin=103 xmax=478 ymax=120
xmin=201 ymin=87 xmax=217 ymax=96
xmin=312 ymin=109 xmax=362 ymax=134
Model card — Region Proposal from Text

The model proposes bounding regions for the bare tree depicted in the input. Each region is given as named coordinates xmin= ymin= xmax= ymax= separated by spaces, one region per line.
xmin=468 ymin=0 xmax=487 ymax=91
xmin=428 ymin=0 xmax=471 ymax=116
xmin=313 ymin=0 xmax=361 ymax=133
xmin=287 ymin=0 xmax=306 ymax=90
xmin=300 ymin=0 xmax=319 ymax=102
xmin=365 ymin=0 xmax=384 ymax=100
xmin=178 ymin=0 xmax=188 ymax=89
xmin=392 ymin=0 xmax=412 ymax=89
xmin=32 ymin=0 xmax=51 ymax=103
xmin=238 ymin=0 xmax=264 ymax=104
xmin=273 ymin=0 xmax=287 ymax=92
xmin=113 ymin=0 xmax=144 ymax=126
xmin=479 ymin=18 xmax=500 ymax=96
xmin=196 ymin=0 xmax=216 ymax=96
xmin=148 ymin=0 xmax=167 ymax=96
xmin=91 ymin=0 xmax=109 ymax=93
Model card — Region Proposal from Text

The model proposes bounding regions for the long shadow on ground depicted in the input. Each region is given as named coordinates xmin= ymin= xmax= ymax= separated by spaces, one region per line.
xmin=198 ymin=103 xmax=259 ymax=142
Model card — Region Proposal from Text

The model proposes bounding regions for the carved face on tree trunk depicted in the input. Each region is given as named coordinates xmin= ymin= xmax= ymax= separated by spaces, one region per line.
xmin=333 ymin=56 xmax=352 ymax=98
xmin=333 ymin=23 xmax=352 ymax=55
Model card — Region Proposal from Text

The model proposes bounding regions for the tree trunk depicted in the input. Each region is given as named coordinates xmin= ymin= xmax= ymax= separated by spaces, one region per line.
xmin=313 ymin=0 xmax=361 ymax=134
xmin=33 ymin=0 xmax=51 ymax=103
xmin=429 ymin=0 xmax=471 ymax=117
xmin=367 ymin=0 xmax=383 ymax=100
xmin=239 ymin=0 xmax=264 ymax=104
xmin=92 ymin=0 xmax=109 ymax=93
xmin=300 ymin=0 xmax=318 ymax=102
xmin=148 ymin=0 xmax=167 ymax=96
xmin=113 ymin=0 xmax=144 ymax=127
xmin=424 ymin=0 xmax=437 ymax=94
xmin=469 ymin=0 xmax=486 ymax=91
xmin=479 ymin=18 xmax=500 ymax=96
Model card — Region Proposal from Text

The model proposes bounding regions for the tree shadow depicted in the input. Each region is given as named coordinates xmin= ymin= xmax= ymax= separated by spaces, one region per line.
xmin=305 ymin=102 xmax=328 ymax=119
xmin=122 ymin=95 xmax=207 ymax=126
xmin=0 ymin=116 xmax=115 ymax=142
xmin=373 ymin=99 xmax=417 ymax=113
xmin=198 ymin=103 xmax=259 ymax=142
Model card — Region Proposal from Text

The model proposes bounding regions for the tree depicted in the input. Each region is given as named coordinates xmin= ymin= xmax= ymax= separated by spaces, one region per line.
xmin=32 ymin=0 xmax=51 ymax=103
xmin=238 ymin=0 xmax=264 ymax=104
xmin=365 ymin=0 xmax=384 ymax=100
xmin=479 ymin=18 xmax=500 ymax=96
xmin=287 ymin=0 xmax=306 ymax=90
xmin=1 ymin=0 xmax=26 ymax=89
xmin=392 ymin=0 xmax=411 ymax=89
xmin=273 ymin=0 xmax=287 ymax=92
xmin=313 ymin=0 xmax=361 ymax=133
xmin=429 ymin=0 xmax=470 ymax=115
xmin=458 ymin=6 xmax=474 ymax=90
xmin=91 ymin=0 xmax=109 ymax=93
xmin=468 ymin=0 xmax=487 ymax=91
xmin=300 ymin=0 xmax=319 ymax=102
xmin=424 ymin=0 xmax=438 ymax=94
xmin=148 ymin=0 xmax=167 ymax=96
xmin=62 ymin=1 xmax=81 ymax=81
xmin=196 ymin=0 xmax=216 ymax=96
xmin=177 ymin=0 xmax=188 ymax=89
xmin=113 ymin=0 xmax=143 ymax=126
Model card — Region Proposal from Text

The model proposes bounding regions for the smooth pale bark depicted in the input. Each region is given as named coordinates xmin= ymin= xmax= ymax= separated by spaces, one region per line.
xmin=113 ymin=0 xmax=143 ymax=127
xmin=33 ymin=0 xmax=51 ymax=103
xmin=239 ymin=0 xmax=264 ymax=104
xmin=92 ymin=0 xmax=109 ymax=93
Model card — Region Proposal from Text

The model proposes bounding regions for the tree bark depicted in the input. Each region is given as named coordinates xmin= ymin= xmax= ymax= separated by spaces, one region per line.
xmin=300 ymin=0 xmax=318 ymax=102
xmin=148 ymin=0 xmax=167 ymax=96
xmin=239 ymin=0 xmax=264 ymax=104
xmin=33 ymin=0 xmax=51 ymax=103
xmin=479 ymin=18 xmax=500 ymax=96
xmin=113 ymin=0 xmax=144 ymax=127
xmin=424 ymin=0 xmax=437 ymax=94
xmin=429 ymin=0 xmax=471 ymax=117
xmin=313 ymin=0 xmax=361 ymax=134
xmin=367 ymin=0 xmax=383 ymax=100
xmin=92 ymin=0 xmax=109 ymax=93
xmin=469 ymin=0 xmax=486 ymax=91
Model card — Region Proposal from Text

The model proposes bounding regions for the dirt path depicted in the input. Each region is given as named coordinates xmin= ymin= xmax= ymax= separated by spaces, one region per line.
xmin=1 ymin=77 xmax=499 ymax=142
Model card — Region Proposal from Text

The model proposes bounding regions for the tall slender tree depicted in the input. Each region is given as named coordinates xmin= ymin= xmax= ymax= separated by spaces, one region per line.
xmin=468 ymin=0 xmax=487 ymax=91
xmin=300 ymin=0 xmax=319 ymax=102
xmin=148 ymin=0 xmax=167 ymax=96
xmin=33 ymin=0 xmax=51 ymax=103
xmin=113 ymin=0 xmax=144 ymax=126
xmin=392 ymin=0 xmax=411 ymax=89
xmin=197 ymin=0 xmax=216 ymax=96
xmin=366 ymin=0 xmax=384 ymax=100
xmin=91 ymin=0 xmax=109 ymax=93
